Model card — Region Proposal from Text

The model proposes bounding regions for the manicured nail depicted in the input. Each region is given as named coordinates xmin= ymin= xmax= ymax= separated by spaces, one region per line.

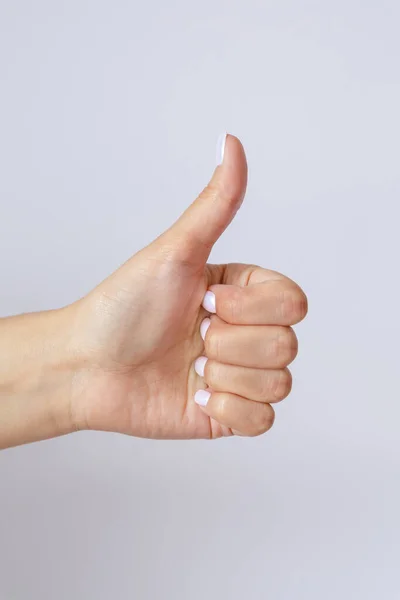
xmin=216 ymin=132 xmax=227 ymax=166
xmin=194 ymin=356 xmax=208 ymax=377
xmin=202 ymin=291 xmax=216 ymax=313
xmin=194 ymin=389 xmax=211 ymax=407
xmin=200 ymin=318 xmax=211 ymax=341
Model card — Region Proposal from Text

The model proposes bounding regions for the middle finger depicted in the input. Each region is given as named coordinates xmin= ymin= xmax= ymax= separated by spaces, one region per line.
xmin=202 ymin=316 xmax=298 ymax=369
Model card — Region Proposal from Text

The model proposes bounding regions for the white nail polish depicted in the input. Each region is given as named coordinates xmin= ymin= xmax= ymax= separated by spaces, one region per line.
xmin=194 ymin=356 xmax=208 ymax=377
xmin=200 ymin=318 xmax=211 ymax=341
xmin=194 ymin=389 xmax=211 ymax=407
xmin=202 ymin=291 xmax=216 ymax=313
xmin=216 ymin=132 xmax=227 ymax=166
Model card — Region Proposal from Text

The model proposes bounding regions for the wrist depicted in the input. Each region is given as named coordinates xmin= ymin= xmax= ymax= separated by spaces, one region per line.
xmin=42 ymin=305 xmax=85 ymax=437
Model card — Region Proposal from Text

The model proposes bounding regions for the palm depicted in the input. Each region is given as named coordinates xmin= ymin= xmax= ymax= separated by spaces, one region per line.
xmin=77 ymin=239 xmax=234 ymax=439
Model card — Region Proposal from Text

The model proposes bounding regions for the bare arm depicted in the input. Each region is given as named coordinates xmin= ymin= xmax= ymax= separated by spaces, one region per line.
xmin=0 ymin=135 xmax=307 ymax=450
xmin=0 ymin=308 xmax=77 ymax=448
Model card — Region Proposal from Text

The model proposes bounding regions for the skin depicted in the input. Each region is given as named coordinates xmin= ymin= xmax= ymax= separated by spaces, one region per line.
xmin=0 ymin=135 xmax=307 ymax=449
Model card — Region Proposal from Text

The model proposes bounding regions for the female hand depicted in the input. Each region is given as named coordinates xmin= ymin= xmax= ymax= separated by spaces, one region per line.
xmin=68 ymin=134 xmax=308 ymax=439
xmin=0 ymin=134 xmax=307 ymax=448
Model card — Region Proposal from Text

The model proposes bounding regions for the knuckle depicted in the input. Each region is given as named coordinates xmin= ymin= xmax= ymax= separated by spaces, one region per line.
xmin=213 ymin=394 xmax=229 ymax=422
xmin=202 ymin=181 xmax=220 ymax=203
xmin=253 ymin=371 xmax=276 ymax=400
xmin=205 ymin=329 xmax=221 ymax=360
xmin=273 ymin=369 xmax=293 ymax=401
xmin=253 ymin=372 xmax=271 ymax=400
xmin=204 ymin=180 xmax=238 ymax=209
xmin=252 ymin=405 xmax=275 ymax=436
xmin=281 ymin=287 xmax=308 ymax=324
xmin=222 ymin=289 xmax=243 ymax=323
xmin=204 ymin=360 xmax=218 ymax=387
xmin=276 ymin=328 xmax=298 ymax=366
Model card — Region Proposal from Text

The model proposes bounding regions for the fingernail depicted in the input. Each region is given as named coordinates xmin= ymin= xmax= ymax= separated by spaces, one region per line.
xmin=194 ymin=356 xmax=208 ymax=377
xmin=200 ymin=318 xmax=211 ymax=341
xmin=202 ymin=291 xmax=216 ymax=313
xmin=194 ymin=389 xmax=211 ymax=407
xmin=216 ymin=132 xmax=227 ymax=166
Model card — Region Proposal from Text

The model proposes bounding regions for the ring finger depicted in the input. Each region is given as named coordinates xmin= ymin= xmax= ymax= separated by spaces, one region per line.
xmin=194 ymin=358 xmax=292 ymax=403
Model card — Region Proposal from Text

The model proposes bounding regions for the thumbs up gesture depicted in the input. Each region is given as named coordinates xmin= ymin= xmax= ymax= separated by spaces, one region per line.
xmin=71 ymin=135 xmax=308 ymax=439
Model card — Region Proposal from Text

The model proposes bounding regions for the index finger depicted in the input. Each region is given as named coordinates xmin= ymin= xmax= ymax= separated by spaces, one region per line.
xmin=205 ymin=274 xmax=308 ymax=326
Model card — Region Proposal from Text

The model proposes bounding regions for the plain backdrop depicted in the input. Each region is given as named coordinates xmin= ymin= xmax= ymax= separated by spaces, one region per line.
xmin=1 ymin=1 xmax=400 ymax=598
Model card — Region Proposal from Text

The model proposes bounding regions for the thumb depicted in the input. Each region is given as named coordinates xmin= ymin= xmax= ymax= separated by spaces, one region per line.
xmin=165 ymin=133 xmax=248 ymax=263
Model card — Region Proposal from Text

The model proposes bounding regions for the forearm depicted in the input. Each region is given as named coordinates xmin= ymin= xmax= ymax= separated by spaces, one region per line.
xmin=0 ymin=308 xmax=78 ymax=449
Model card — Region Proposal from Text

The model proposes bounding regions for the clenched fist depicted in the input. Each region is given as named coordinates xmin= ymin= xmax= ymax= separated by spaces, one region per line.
xmin=0 ymin=134 xmax=307 ymax=448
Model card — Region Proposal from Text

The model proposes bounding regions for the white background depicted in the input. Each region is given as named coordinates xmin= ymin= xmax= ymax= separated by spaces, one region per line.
xmin=1 ymin=1 xmax=400 ymax=598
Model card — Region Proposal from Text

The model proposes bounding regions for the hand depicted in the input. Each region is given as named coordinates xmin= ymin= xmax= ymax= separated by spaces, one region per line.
xmin=69 ymin=134 xmax=307 ymax=439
